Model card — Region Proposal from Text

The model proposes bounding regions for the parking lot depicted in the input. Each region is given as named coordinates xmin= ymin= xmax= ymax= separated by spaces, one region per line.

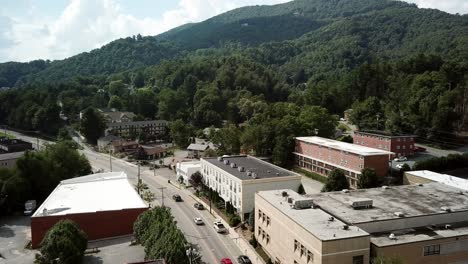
xmin=0 ymin=216 xmax=36 ymax=264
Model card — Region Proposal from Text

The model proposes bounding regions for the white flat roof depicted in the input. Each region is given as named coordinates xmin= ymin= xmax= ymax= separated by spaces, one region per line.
xmin=407 ymin=170 xmax=468 ymax=191
xmin=257 ymin=190 xmax=369 ymax=241
xmin=178 ymin=161 xmax=201 ymax=170
xmin=33 ymin=172 xmax=147 ymax=217
xmin=296 ymin=136 xmax=393 ymax=156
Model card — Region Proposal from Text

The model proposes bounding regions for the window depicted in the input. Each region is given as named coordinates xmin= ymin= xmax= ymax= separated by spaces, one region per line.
xmin=352 ymin=255 xmax=364 ymax=264
xmin=403 ymin=145 xmax=406 ymax=149
xmin=396 ymin=145 xmax=400 ymax=150
xmin=266 ymin=234 xmax=270 ymax=244
xmin=424 ymin=244 xmax=440 ymax=256
xmin=258 ymin=227 xmax=262 ymax=237
xmin=258 ymin=210 xmax=262 ymax=219
xmin=294 ymin=240 xmax=300 ymax=252
xmin=300 ymin=245 xmax=305 ymax=257
xmin=266 ymin=216 xmax=270 ymax=226
xmin=262 ymin=230 xmax=266 ymax=240
xmin=307 ymin=250 xmax=314 ymax=263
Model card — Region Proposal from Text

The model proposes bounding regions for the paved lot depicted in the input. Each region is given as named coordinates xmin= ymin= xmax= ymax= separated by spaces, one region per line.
xmin=301 ymin=176 xmax=324 ymax=194
xmin=0 ymin=216 xmax=36 ymax=264
xmin=83 ymin=236 xmax=144 ymax=264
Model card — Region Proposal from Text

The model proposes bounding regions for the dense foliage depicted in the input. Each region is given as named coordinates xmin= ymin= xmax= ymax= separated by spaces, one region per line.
xmin=357 ymin=168 xmax=380 ymax=189
xmin=35 ymin=220 xmax=88 ymax=264
xmin=0 ymin=141 xmax=92 ymax=213
xmin=322 ymin=169 xmax=350 ymax=192
xmin=413 ymin=153 xmax=468 ymax=172
xmin=133 ymin=206 xmax=189 ymax=263
xmin=80 ymin=107 xmax=106 ymax=144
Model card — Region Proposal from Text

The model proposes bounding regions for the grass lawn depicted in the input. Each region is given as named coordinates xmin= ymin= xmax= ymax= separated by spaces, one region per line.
xmin=0 ymin=132 xmax=15 ymax=139
xmin=292 ymin=167 xmax=327 ymax=183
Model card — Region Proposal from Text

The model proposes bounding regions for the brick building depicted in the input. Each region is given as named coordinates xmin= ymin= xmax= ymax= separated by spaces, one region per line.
xmin=31 ymin=172 xmax=148 ymax=248
xmin=353 ymin=130 xmax=416 ymax=157
xmin=294 ymin=137 xmax=393 ymax=188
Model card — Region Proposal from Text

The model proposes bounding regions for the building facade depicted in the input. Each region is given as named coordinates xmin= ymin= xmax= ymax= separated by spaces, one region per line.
xmin=106 ymin=120 xmax=168 ymax=138
xmin=353 ymin=130 xmax=416 ymax=157
xmin=0 ymin=138 xmax=33 ymax=153
xmin=0 ymin=151 xmax=24 ymax=169
xmin=31 ymin=172 xmax=148 ymax=248
xmin=201 ymin=155 xmax=301 ymax=220
xmin=294 ymin=137 xmax=392 ymax=189
xmin=176 ymin=161 xmax=201 ymax=184
xmin=256 ymin=183 xmax=468 ymax=264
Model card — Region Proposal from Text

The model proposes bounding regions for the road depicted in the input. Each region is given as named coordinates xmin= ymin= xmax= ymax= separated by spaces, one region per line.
xmin=4 ymin=129 xmax=242 ymax=264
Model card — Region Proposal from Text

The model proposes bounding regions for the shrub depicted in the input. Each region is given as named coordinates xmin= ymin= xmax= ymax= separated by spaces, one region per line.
xmin=249 ymin=235 xmax=258 ymax=248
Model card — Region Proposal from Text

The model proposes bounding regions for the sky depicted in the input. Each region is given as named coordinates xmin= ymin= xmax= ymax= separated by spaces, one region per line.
xmin=0 ymin=0 xmax=467 ymax=63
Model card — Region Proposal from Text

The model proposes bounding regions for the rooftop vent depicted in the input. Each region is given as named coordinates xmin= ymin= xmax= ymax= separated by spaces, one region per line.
xmin=445 ymin=224 xmax=452 ymax=229
xmin=418 ymin=183 xmax=424 ymax=187
xmin=389 ymin=233 xmax=397 ymax=240
xmin=287 ymin=197 xmax=294 ymax=204
xmin=224 ymin=159 xmax=230 ymax=165
xmin=394 ymin=212 xmax=405 ymax=217
xmin=342 ymin=189 xmax=350 ymax=193
xmin=293 ymin=199 xmax=315 ymax=209
xmin=42 ymin=208 xmax=48 ymax=216
xmin=342 ymin=225 xmax=349 ymax=230
xmin=328 ymin=216 xmax=335 ymax=222
xmin=382 ymin=186 xmax=389 ymax=189
xmin=230 ymin=163 xmax=237 ymax=168
xmin=441 ymin=206 xmax=452 ymax=212
xmin=217 ymin=157 xmax=223 ymax=162
xmin=282 ymin=191 xmax=289 ymax=197
xmin=238 ymin=166 xmax=245 ymax=172
xmin=350 ymin=198 xmax=373 ymax=210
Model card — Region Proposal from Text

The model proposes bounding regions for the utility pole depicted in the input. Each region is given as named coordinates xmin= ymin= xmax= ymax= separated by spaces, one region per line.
xmin=158 ymin=187 xmax=167 ymax=207
xmin=109 ymin=150 xmax=113 ymax=172
xmin=137 ymin=162 xmax=141 ymax=194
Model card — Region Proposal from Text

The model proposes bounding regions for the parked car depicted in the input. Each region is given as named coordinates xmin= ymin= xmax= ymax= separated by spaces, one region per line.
xmin=237 ymin=255 xmax=252 ymax=264
xmin=394 ymin=156 xmax=408 ymax=162
xmin=220 ymin=258 xmax=233 ymax=264
xmin=213 ymin=220 xmax=227 ymax=233
xmin=193 ymin=217 xmax=204 ymax=225
xmin=396 ymin=163 xmax=408 ymax=169
xmin=194 ymin=202 xmax=204 ymax=210
xmin=172 ymin=194 xmax=182 ymax=202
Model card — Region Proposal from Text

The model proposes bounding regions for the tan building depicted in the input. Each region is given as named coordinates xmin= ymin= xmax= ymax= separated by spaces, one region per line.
xmin=404 ymin=170 xmax=468 ymax=191
xmin=0 ymin=151 xmax=25 ymax=169
xmin=256 ymin=183 xmax=468 ymax=264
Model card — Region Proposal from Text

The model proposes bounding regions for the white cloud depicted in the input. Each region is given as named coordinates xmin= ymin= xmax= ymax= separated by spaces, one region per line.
xmin=402 ymin=0 xmax=468 ymax=15
xmin=0 ymin=0 xmax=290 ymax=62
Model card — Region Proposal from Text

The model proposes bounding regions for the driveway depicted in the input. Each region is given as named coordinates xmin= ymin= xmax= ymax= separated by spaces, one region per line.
xmin=0 ymin=216 xmax=36 ymax=264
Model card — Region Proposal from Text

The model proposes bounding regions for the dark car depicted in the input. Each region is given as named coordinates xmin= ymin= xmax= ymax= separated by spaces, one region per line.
xmin=194 ymin=202 xmax=204 ymax=210
xmin=172 ymin=194 xmax=182 ymax=202
xmin=237 ymin=255 xmax=252 ymax=264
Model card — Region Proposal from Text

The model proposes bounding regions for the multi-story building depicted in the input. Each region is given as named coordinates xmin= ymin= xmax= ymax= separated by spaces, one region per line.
xmin=201 ymin=155 xmax=301 ymax=220
xmin=176 ymin=161 xmax=201 ymax=185
xmin=294 ymin=137 xmax=392 ymax=188
xmin=353 ymin=130 xmax=416 ymax=157
xmin=0 ymin=138 xmax=33 ymax=153
xmin=106 ymin=120 xmax=168 ymax=138
xmin=256 ymin=183 xmax=468 ymax=264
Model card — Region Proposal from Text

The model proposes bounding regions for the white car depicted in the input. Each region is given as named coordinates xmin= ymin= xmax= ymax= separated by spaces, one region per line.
xmin=396 ymin=163 xmax=408 ymax=169
xmin=193 ymin=217 xmax=204 ymax=225
xmin=213 ymin=220 xmax=226 ymax=233
xmin=394 ymin=156 xmax=408 ymax=162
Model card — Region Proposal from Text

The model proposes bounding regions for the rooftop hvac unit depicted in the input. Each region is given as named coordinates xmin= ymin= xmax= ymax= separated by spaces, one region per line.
xmin=342 ymin=225 xmax=349 ymax=230
xmin=342 ymin=189 xmax=349 ymax=193
xmin=224 ymin=159 xmax=230 ymax=165
xmin=350 ymin=199 xmax=373 ymax=209
xmin=382 ymin=186 xmax=389 ymax=189
xmin=394 ymin=212 xmax=405 ymax=217
xmin=294 ymin=199 xmax=315 ymax=209
xmin=445 ymin=224 xmax=452 ymax=229
xmin=287 ymin=197 xmax=294 ymax=204
xmin=389 ymin=233 xmax=397 ymax=240
xmin=328 ymin=216 xmax=335 ymax=222
xmin=282 ymin=191 xmax=289 ymax=197
xmin=441 ymin=206 xmax=452 ymax=212
xmin=238 ymin=166 xmax=245 ymax=172
xmin=217 ymin=157 xmax=223 ymax=162
xmin=230 ymin=163 xmax=237 ymax=168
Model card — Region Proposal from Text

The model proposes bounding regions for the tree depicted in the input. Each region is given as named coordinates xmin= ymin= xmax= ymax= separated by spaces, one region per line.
xmin=349 ymin=97 xmax=384 ymax=130
xmin=108 ymin=95 xmax=123 ymax=110
xmin=80 ymin=107 xmax=106 ymax=145
xmin=211 ymin=124 xmax=241 ymax=155
xmin=189 ymin=171 xmax=203 ymax=190
xmin=358 ymin=168 xmax=379 ymax=189
xmin=132 ymin=72 xmax=145 ymax=88
xmin=169 ymin=119 xmax=194 ymax=148
xmin=298 ymin=184 xmax=306 ymax=194
xmin=35 ymin=220 xmax=87 ymax=264
xmin=108 ymin=80 xmax=126 ymax=97
xmin=322 ymin=169 xmax=349 ymax=192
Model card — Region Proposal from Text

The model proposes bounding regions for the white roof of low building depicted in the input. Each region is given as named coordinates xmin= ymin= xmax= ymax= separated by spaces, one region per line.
xmin=0 ymin=151 xmax=25 ymax=161
xmin=178 ymin=161 xmax=201 ymax=171
xmin=33 ymin=172 xmax=147 ymax=217
xmin=187 ymin=143 xmax=210 ymax=151
xmin=407 ymin=170 xmax=468 ymax=191
xmin=296 ymin=136 xmax=393 ymax=156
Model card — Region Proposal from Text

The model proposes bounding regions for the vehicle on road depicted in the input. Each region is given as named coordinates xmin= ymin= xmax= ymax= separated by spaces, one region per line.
xmin=193 ymin=217 xmax=204 ymax=225
xmin=220 ymin=258 xmax=233 ymax=264
xmin=214 ymin=220 xmax=226 ymax=233
xmin=24 ymin=200 xmax=37 ymax=215
xmin=394 ymin=156 xmax=408 ymax=162
xmin=396 ymin=163 xmax=409 ymax=169
xmin=237 ymin=255 xmax=252 ymax=264
xmin=172 ymin=194 xmax=182 ymax=202
xmin=194 ymin=202 xmax=204 ymax=210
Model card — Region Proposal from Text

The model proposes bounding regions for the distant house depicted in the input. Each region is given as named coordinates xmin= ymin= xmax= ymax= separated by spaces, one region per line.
xmin=106 ymin=120 xmax=168 ymax=139
xmin=0 ymin=151 xmax=25 ymax=169
xmin=101 ymin=111 xmax=136 ymax=123
xmin=0 ymin=138 xmax=33 ymax=153
xmin=97 ymin=135 xmax=123 ymax=152
xmin=111 ymin=140 xmax=139 ymax=154
xmin=137 ymin=146 xmax=167 ymax=160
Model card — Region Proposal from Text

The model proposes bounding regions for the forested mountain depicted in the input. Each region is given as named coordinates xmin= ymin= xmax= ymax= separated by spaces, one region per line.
xmin=0 ymin=0 xmax=467 ymax=162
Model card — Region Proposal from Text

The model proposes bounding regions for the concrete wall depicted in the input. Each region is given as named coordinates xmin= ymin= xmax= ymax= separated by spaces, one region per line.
xmin=31 ymin=207 xmax=147 ymax=248
xmin=255 ymin=193 xmax=370 ymax=264
xmin=363 ymin=155 xmax=390 ymax=178
xmin=403 ymin=173 xmax=435 ymax=185
xmin=372 ymin=235 xmax=468 ymax=264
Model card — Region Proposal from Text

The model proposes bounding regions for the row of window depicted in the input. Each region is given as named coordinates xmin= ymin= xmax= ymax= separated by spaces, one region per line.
xmin=258 ymin=227 xmax=270 ymax=244
xmin=258 ymin=209 xmax=271 ymax=226
xmin=424 ymin=244 xmax=440 ymax=256
xmin=294 ymin=240 xmax=314 ymax=263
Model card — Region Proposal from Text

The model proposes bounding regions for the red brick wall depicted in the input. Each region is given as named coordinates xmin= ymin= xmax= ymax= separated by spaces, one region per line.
xmin=363 ymin=155 xmax=390 ymax=178
xmin=31 ymin=207 xmax=147 ymax=248
xmin=353 ymin=132 xmax=415 ymax=157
